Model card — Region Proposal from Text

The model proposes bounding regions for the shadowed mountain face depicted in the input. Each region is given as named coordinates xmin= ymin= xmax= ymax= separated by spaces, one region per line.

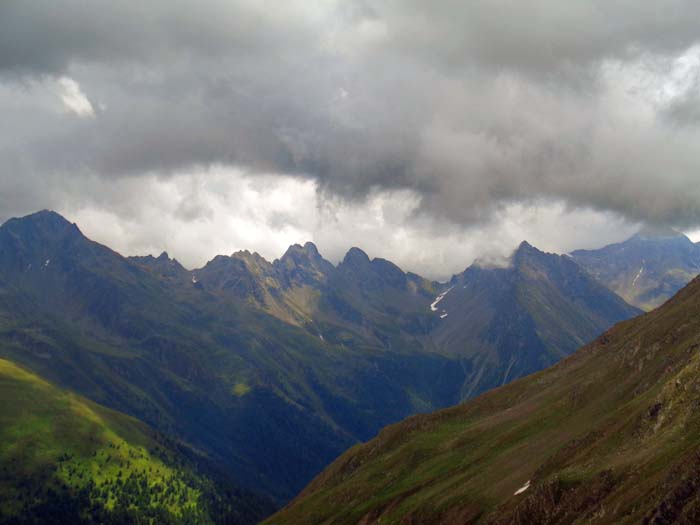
xmin=269 ymin=274 xmax=700 ymax=525
xmin=0 ymin=210 xmax=641 ymax=513
xmin=571 ymin=228 xmax=700 ymax=311
xmin=0 ymin=211 xmax=461 ymax=503
xmin=192 ymin=239 xmax=640 ymax=380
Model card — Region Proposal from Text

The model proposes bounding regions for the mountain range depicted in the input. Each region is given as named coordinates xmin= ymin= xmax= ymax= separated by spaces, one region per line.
xmin=1 ymin=210 xmax=448 ymax=503
xmin=571 ymin=227 xmax=700 ymax=311
xmin=0 ymin=210 xmax=698 ymax=522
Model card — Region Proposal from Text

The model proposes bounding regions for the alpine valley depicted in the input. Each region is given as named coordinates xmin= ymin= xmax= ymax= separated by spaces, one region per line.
xmin=269 ymin=264 xmax=700 ymax=525
xmin=1 ymin=210 xmax=698 ymax=524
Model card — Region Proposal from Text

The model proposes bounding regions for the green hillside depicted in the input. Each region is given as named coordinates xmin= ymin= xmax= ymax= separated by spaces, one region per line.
xmin=0 ymin=358 xmax=272 ymax=524
xmin=269 ymin=275 xmax=700 ymax=524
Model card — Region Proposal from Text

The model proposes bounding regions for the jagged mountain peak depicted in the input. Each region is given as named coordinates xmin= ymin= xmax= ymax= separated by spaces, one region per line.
xmin=512 ymin=240 xmax=550 ymax=260
xmin=1 ymin=209 xmax=82 ymax=239
xmin=571 ymin=228 xmax=700 ymax=310
xmin=456 ymin=241 xmax=549 ymax=284
xmin=131 ymin=251 xmax=187 ymax=279
xmin=301 ymin=241 xmax=321 ymax=256
xmin=517 ymin=239 xmax=534 ymax=251
xmin=279 ymin=241 xmax=324 ymax=263
xmin=12 ymin=209 xmax=68 ymax=225
xmin=231 ymin=249 xmax=272 ymax=268
xmin=205 ymin=253 xmax=236 ymax=266
xmin=0 ymin=210 xmax=109 ymax=276
xmin=341 ymin=246 xmax=371 ymax=267
xmin=368 ymin=257 xmax=408 ymax=288
xmin=465 ymin=241 xmax=546 ymax=275
xmin=276 ymin=242 xmax=334 ymax=280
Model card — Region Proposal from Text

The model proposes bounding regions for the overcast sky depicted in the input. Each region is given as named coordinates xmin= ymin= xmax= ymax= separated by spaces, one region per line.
xmin=2 ymin=1 xmax=700 ymax=279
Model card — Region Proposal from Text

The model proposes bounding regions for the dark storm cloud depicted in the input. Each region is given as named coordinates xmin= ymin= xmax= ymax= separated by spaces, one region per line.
xmin=4 ymin=1 xmax=699 ymax=75
xmin=2 ymin=0 xmax=700 ymax=234
xmin=375 ymin=1 xmax=700 ymax=73
xmin=0 ymin=0 xmax=312 ymax=74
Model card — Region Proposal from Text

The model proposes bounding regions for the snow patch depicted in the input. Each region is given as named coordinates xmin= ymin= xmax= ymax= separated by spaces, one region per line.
xmin=44 ymin=259 xmax=50 ymax=267
xmin=631 ymin=263 xmax=644 ymax=287
xmin=430 ymin=287 xmax=453 ymax=311
xmin=513 ymin=480 xmax=531 ymax=495
xmin=440 ymin=313 xmax=448 ymax=319
xmin=191 ymin=274 xmax=198 ymax=284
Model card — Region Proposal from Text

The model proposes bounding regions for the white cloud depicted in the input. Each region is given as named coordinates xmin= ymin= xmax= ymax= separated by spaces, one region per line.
xmin=56 ymin=76 xmax=94 ymax=117
xmin=57 ymin=167 xmax=638 ymax=280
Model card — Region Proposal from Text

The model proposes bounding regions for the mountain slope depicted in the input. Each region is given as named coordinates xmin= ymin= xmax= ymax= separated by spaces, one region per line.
xmin=427 ymin=241 xmax=641 ymax=397
xmin=571 ymin=227 xmax=700 ymax=310
xmin=269 ymin=275 xmax=700 ymax=524
xmin=0 ymin=357 xmax=272 ymax=525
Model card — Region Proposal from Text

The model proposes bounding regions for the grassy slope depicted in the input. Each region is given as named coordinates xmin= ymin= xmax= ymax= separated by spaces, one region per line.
xmin=269 ymin=277 xmax=700 ymax=524
xmin=0 ymin=358 xmax=271 ymax=525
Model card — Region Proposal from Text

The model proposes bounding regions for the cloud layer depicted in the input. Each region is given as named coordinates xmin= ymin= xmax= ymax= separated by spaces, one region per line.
xmin=62 ymin=169 xmax=639 ymax=280
xmin=1 ymin=1 xmax=700 ymax=275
